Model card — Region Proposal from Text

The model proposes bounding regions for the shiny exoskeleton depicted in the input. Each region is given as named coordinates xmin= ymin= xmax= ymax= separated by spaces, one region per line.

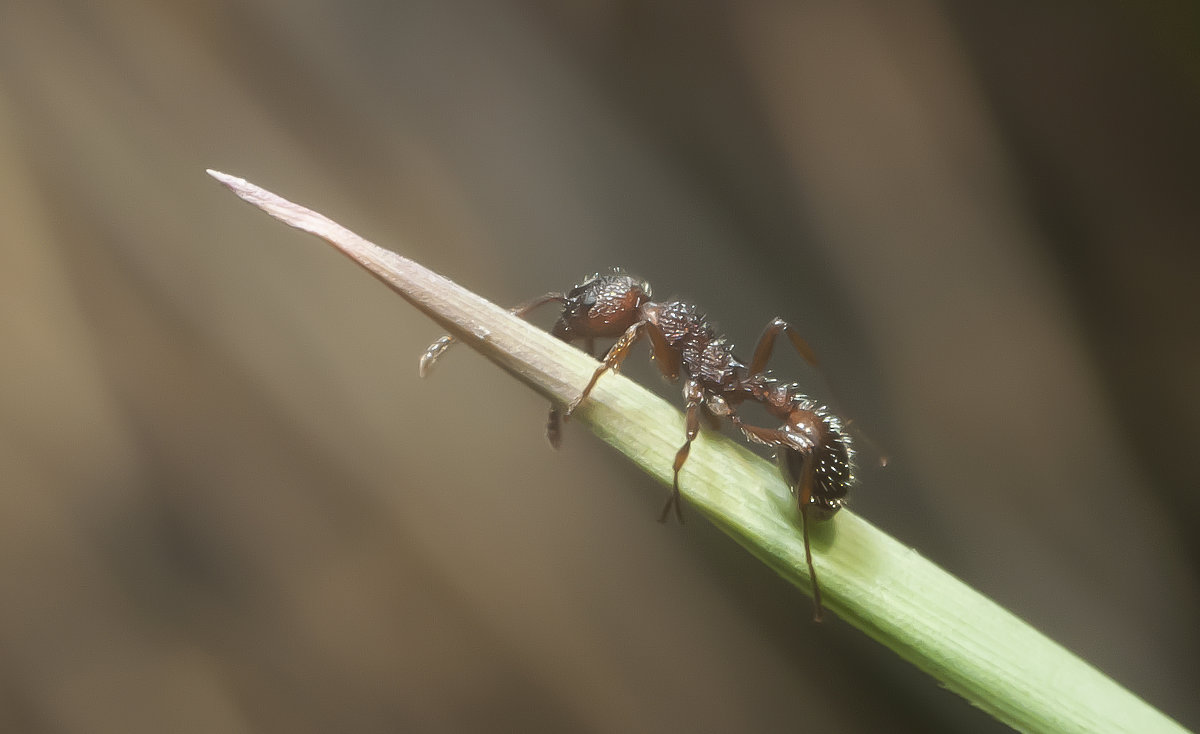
xmin=419 ymin=269 xmax=854 ymax=620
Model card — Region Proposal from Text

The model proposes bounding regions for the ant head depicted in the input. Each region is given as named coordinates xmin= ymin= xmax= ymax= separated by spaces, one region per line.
xmin=558 ymin=270 xmax=652 ymax=339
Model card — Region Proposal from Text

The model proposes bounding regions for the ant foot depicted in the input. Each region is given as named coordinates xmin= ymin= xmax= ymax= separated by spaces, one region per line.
xmin=657 ymin=491 xmax=685 ymax=524
xmin=564 ymin=398 xmax=583 ymax=419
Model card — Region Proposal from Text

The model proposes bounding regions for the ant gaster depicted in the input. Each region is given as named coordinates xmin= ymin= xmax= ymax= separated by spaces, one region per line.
xmin=419 ymin=269 xmax=854 ymax=621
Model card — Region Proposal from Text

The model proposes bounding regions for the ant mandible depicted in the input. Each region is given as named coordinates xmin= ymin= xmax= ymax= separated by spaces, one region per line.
xmin=419 ymin=269 xmax=854 ymax=621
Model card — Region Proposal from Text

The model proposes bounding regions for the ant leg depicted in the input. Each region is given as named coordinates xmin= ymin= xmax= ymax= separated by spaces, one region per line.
xmin=418 ymin=335 xmax=457 ymax=378
xmin=731 ymin=416 xmax=791 ymax=449
xmin=544 ymin=336 xmax=596 ymax=448
xmin=546 ymin=407 xmax=563 ymax=448
xmin=419 ymin=291 xmax=568 ymax=447
xmin=661 ymin=395 xmax=702 ymax=524
xmin=565 ymin=322 xmax=645 ymax=417
xmin=747 ymin=317 xmax=820 ymax=377
xmin=730 ymin=416 xmax=826 ymax=620
xmin=643 ymin=322 xmax=681 ymax=381
xmin=796 ymin=458 xmax=825 ymax=622
xmin=748 ymin=319 xmax=887 ymax=467
xmin=419 ymin=292 xmax=566 ymax=377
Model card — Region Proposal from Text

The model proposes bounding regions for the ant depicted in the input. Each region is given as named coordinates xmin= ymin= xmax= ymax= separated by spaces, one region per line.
xmin=419 ymin=269 xmax=854 ymax=620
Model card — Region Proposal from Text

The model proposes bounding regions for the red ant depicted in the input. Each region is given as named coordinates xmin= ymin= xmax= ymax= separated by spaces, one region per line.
xmin=419 ymin=269 xmax=854 ymax=620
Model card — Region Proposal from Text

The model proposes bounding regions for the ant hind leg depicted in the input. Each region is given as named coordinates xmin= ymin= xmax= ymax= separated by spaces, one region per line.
xmin=797 ymin=460 xmax=826 ymax=622
xmin=748 ymin=317 xmax=820 ymax=377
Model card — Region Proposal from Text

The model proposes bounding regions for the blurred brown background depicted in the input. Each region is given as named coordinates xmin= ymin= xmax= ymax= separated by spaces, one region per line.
xmin=1 ymin=1 xmax=1197 ymax=732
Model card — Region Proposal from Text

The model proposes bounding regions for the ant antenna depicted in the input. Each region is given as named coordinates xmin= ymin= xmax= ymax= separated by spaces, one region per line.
xmin=842 ymin=418 xmax=889 ymax=468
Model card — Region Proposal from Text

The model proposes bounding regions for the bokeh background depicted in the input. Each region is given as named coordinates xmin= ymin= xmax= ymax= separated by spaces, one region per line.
xmin=2 ymin=2 xmax=1197 ymax=732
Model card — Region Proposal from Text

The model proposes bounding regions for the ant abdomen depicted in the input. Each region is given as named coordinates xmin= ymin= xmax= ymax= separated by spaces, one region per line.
xmin=736 ymin=386 xmax=855 ymax=519
xmin=776 ymin=397 xmax=854 ymax=520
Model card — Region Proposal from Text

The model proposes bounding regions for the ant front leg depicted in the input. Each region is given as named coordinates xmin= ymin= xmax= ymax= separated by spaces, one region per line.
xmin=546 ymin=337 xmax=596 ymax=448
xmin=418 ymin=291 xmax=568 ymax=447
xmin=564 ymin=321 xmax=645 ymax=417
xmin=661 ymin=379 xmax=704 ymax=524
xmin=418 ymin=292 xmax=566 ymax=377
xmin=748 ymin=317 xmax=821 ymax=377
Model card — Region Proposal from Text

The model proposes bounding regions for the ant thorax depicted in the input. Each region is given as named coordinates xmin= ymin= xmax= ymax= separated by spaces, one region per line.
xmin=644 ymin=301 xmax=743 ymax=388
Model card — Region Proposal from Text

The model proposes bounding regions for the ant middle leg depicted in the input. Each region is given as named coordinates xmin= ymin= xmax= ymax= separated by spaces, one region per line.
xmin=661 ymin=394 xmax=702 ymax=524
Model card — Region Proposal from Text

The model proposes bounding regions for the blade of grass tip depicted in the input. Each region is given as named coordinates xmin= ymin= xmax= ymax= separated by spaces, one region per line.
xmin=207 ymin=169 xmax=1189 ymax=734
xmin=204 ymin=169 xmax=592 ymax=403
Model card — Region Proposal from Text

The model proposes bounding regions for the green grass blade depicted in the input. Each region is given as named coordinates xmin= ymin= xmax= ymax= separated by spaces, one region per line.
xmin=208 ymin=169 xmax=1190 ymax=734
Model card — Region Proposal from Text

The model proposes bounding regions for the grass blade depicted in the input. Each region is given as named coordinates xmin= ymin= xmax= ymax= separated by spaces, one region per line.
xmin=208 ymin=169 xmax=1188 ymax=734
